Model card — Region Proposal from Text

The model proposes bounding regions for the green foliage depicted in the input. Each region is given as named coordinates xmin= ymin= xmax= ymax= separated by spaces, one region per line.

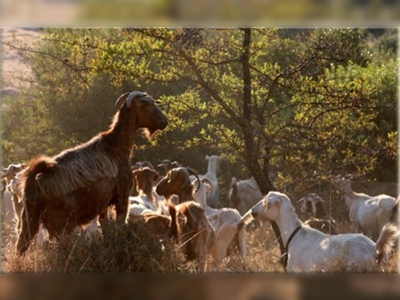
xmin=2 ymin=28 xmax=397 ymax=199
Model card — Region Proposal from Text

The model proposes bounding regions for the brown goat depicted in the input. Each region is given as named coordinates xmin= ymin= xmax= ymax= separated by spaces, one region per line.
xmin=130 ymin=212 xmax=174 ymax=239
xmin=17 ymin=91 xmax=168 ymax=255
xmin=168 ymin=201 xmax=216 ymax=272
xmin=299 ymin=193 xmax=337 ymax=235
xmin=131 ymin=167 xmax=160 ymax=200
xmin=155 ymin=167 xmax=200 ymax=203
xmin=130 ymin=161 xmax=157 ymax=197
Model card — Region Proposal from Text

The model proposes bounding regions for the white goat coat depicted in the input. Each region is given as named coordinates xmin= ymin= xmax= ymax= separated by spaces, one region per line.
xmin=230 ymin=177 xmax=263 ymax=215
xmin=286 ymin=226 xmax=378 ymax=272
xmin=334 ymin=177 xmax=397 ymax=241
xmin=347 ymin=193 xmax=395 ymax=239
xmin=199 ymin=155 xmax=221 ymax=207
xmin=191 ymin=177 xmax=250 ymax=258
xmin=251 ymin=191 xmax=397 ymax=273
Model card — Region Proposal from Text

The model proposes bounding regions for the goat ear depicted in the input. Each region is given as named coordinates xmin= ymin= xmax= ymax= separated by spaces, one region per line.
xmin=168 ymin=169 xmax=179 ymax=183
xmin=153 ymin=173 xmax=160 ymax=181
xmin=200 ymin=177 xmax=212 ymax=186
xmin=265 ymin=194 xmax=281 ymax=209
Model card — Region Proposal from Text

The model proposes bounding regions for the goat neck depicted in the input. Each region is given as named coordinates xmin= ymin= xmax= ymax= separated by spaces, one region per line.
xmin=204 ymin=156 xmax=220 ymax=181
xmin=336 ymin=179 xmax=357 ymax=197
xmin=104 ymin=96 xmax=167 ymax=155
xmin=275 ymin=206 xmax=303 ymax=247
xmin=314 ymin=201 xmax=328 ymax=219
xmin=335 ymin=180 xmax=363 ymax=208
xmin=192 ymin=183 xmax=208 ymax=209
xmin=137 ymin=180 xmax=154 ymax=203
xmin=103 ymin=109 xmax=141 ymax=155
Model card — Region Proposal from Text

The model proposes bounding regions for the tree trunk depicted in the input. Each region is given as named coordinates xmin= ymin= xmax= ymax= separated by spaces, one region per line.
xmin=241 ymin=28 xmax=285 ymax=267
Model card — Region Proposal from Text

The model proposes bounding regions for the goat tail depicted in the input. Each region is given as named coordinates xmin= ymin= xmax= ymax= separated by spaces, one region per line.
xmin=22 ymin=156 xmax=56 ymax=203
xmin=16 ymin=156 xmax=54 ymax=255
xmin=375 ymin=223 xmax=399 ymax=266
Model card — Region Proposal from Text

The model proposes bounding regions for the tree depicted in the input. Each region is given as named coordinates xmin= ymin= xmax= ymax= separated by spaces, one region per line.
xmin=2 ymin=27 xmax=397 ymax=193
xmin=4 ymin=28 xmax=397 ymax=265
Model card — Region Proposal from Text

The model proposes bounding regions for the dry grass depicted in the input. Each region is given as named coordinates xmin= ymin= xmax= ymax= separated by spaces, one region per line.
xmin=2 ymin=218 xmax=397 ymax=273
xmin=2 ymin=221 xmax=186 ymax=273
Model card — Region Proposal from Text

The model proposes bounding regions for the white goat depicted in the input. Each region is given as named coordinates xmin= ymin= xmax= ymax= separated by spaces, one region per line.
xmin=1 ymin=164 xmax=27 ymax=245
xmin=199 ymin=155 xmax=222 ymax=207
xmin=191 ymin=177 xmax=253 ymax=258
xmin=229 ymin=177 xmax=263 ymax=216
xmin=251 ymin=191 xmax=398 ymax=273
xmin=2 ymin=189 xmax=19 ymax=245
xmin=332 ymin=175 xmax=397 ymax=241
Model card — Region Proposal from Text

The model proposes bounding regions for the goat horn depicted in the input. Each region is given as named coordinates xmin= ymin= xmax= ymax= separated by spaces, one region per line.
xmin=115 ymin=92 xmax=130 ymax=110
xmin=126 ymin=91 xmax=147 ymax=108
xmin=298 ymin=196 xmax=307 ymax=203
xmin=115 ymin=91 xmax=147 ymax=110
xmin=186 ymin=168 xmax=201 ymax=192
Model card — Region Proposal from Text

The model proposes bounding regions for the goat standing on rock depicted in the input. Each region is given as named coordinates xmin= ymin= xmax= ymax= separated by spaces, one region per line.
xmin=17 ymin=91 xmax=168 ymax=255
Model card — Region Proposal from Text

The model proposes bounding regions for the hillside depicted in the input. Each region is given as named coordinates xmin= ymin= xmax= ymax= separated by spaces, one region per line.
xmin=1 ymin=27 xmax=42 ymax=94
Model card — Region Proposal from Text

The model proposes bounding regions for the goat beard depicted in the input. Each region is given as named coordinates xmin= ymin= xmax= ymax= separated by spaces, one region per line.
xmin=143 ymin=128 xmax=154 ymax=140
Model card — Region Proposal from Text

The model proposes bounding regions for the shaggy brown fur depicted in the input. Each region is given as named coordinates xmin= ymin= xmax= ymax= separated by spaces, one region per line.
xmin=155 ymin=167 xmax=200 ymax=203
xmin=17 ymin=91 xmax=168 ymax=255
xmin=168 ymin=201 xmax=215 ymax=272
xmin=130 ymin=161 xmax=157 ymax=196
xmin=130 ymin=212 xmax=174 ymax=239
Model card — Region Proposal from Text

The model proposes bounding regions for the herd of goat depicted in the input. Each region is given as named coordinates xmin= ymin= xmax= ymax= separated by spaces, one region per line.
xmin=1 ymin=91 xmax=399 ymax=273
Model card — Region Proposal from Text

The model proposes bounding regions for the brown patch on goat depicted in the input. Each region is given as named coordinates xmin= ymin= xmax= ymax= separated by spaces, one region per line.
xmin=130 ymin=212 xmax=173 ymax=239
xmin=132 ymin=167 xmax=160 ymax=199
xmin=168 ymin=201 xmax=215 ymax=272
xmin=17 ymin=92 xmax=168 ymax=255
xmin=156 ymin=167 xmax=200 ymax=203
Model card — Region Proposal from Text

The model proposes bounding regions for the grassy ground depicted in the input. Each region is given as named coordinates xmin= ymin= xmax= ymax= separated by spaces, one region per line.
xmin=2 ymin=219 xmax=398 ymax=273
